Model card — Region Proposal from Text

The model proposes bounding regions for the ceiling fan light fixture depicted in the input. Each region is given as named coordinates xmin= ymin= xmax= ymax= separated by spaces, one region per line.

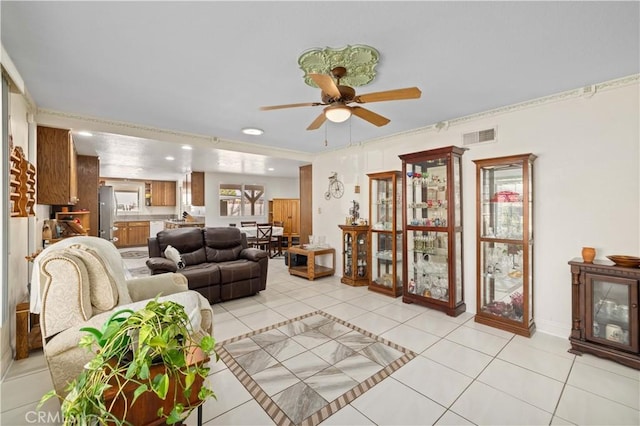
xmin=324 ymin=105 xmax=351 ymax=123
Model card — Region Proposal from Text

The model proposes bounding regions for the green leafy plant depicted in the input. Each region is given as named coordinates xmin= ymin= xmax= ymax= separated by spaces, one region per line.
xmin=40 ymin=299 xmax=217 ymax=425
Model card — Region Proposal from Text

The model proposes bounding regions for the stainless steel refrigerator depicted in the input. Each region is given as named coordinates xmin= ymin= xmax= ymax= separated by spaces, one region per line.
xmin=98 ymin=186 xmax=118 ymax=242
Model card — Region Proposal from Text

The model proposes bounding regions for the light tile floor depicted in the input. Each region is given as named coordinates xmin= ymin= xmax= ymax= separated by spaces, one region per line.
xmin=2 ymin=256 xmax=639 ymax=425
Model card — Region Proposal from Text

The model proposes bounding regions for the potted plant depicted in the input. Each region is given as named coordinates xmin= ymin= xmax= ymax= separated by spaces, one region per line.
xmin=40 ymin=298 xmax=217 ymax=425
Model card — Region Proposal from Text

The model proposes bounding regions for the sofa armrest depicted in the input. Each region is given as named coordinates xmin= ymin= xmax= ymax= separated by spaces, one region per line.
xmin=146 ymin=257 xmax=177 ymax=274
xmin=126 ymin=273 xmax=188 ymax=301
xmin=240 ymin=248 xmax=269 ymax=262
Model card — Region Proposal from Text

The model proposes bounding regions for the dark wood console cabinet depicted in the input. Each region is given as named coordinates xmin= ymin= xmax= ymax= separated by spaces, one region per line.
xmin=569 ymin=259 xmax=639 ymax=370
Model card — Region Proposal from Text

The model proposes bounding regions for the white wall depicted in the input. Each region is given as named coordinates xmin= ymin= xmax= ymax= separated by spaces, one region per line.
xmin=313 ymin=80 xmax=639 ymax=337
xmin=1 ymin=91 xmax=32 ymax=376
xmin=204 ymin=172 xmax=299 ymax=227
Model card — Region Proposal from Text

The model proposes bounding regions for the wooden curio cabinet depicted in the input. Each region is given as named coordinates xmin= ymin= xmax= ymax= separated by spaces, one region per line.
xmin=368 ymin=171 xmax=403 ymax=297
xmin=399 ymin=146 xmax=466 ymax=316
xmin=569 ymin=260 xmax=639 ymax=370
xmin=474 ymin=154 xmax=536 ymax=336
xmin=339 ymin=225 xmax=370 ymax=286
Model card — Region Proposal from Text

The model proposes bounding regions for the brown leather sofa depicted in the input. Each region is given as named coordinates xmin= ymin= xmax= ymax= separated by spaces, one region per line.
xmin=146 ymin=227 xmax=268 ymax=304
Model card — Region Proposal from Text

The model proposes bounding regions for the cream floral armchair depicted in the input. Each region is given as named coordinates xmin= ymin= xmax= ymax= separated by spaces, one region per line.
xmin=35 ymin=236 xmax=213 ymax=396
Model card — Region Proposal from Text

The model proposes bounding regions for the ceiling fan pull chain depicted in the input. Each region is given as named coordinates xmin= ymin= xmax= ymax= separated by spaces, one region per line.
xmin=324 ymin=122 xmax=328 ymax=147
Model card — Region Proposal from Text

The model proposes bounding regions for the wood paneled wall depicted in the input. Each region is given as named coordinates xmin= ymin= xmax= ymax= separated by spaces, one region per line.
xmin=76 ymin=155 xmax=100 ymax=236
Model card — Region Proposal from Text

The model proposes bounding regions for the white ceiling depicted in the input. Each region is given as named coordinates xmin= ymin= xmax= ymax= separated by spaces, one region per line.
xmin=2 ymin=1 xmax=638 ymax=180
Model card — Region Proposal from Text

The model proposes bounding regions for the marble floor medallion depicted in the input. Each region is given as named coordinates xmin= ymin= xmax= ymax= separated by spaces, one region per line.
xmin=218 ymin=311 xmax=417 ymax=426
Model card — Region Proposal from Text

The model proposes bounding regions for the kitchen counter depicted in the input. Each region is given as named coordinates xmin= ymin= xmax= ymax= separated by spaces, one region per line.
xmin=115 ymin=215 xmax=177 ymax=222
xmin=164 ymin=220 xmax=205 ymax=229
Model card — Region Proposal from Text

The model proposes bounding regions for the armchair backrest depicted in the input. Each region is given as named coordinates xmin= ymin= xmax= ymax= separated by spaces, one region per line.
xmin=37 ymin=236 xmax=133 ymax=338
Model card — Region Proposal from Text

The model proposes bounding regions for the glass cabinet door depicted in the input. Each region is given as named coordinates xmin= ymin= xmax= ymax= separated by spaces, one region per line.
xmin=368 ymin=171 xmax=403 ymax=297
xmin=399 ymin=146 xmax=466 ymax=316
xmin=474 ymin=154 xmax=536 ymax=336
xmin=356 ymin=231 xmax=368 ymax=279
xmin=343 ymin=232 xmax=353 ymax=277
xmin=587 ymin=274 xmax=638 ymax=352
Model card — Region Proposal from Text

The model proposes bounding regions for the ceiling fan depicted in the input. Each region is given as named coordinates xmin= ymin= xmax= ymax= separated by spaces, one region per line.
xmin=260 ymin=67 xmax=421 ymax=130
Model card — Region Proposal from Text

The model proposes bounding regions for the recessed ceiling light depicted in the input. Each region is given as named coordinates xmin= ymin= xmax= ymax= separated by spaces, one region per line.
xmin=77 ymin=131 xmax=93 ymax=137
xmin=165 ymin=156 xmax=175 ymax=161
xmin=242 ymin=127 xmax=264 ymax=136
xmin=181 ymin=145 xmax=193 ymax=150
xmin=268 ymin=167 xmax=275 ymax=171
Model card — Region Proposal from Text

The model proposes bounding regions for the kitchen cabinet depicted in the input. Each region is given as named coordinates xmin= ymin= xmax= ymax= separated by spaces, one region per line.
xmin=569 ymin=260 xmax=639 ymax=370
xmin=399 ymin=146 xmax=466 ymax=316
xmin=338 ymin=225 xmax=370 ymax=286
xmin=150 ymin=181 xmax=176 ymax=206
xmin=114 ymin=221 xmax=150 ymax=248
xmin=474 ymin=154 xmax=536 ymax=336
xmin=37 ymin=126 xmax=78 ymax=205
xmin=271 ymin=198 xmax=300 ymax=241
xmin=191 ymin=172 xmax=205 ymax=206
xmin=368 ymin=171 xmax=403 ymax=297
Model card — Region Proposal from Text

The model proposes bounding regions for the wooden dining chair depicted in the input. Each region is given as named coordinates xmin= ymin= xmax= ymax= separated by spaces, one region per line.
xmin=255 ymin=223 xmax=273 ymax=257
xmin=271 ymin=221 xmax=284 ymax=256
xmin=241 ymin=221 xmax=257 ymax=227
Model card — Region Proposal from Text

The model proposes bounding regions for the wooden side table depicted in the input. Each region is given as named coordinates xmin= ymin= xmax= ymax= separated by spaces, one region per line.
xmin=287 ymin=246 xmax=335 ymax=280
xmin=15 ymin=300 xmax=42 ymax=360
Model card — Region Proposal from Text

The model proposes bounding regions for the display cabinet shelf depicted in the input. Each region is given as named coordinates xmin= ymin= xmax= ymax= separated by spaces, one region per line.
xmin=399 ymin=146 xmax=466 ymax=316
xmin=368 ymin=171 xmax=403 ymax=297
xmin=473 ymin=154 xmax=536 ymax=336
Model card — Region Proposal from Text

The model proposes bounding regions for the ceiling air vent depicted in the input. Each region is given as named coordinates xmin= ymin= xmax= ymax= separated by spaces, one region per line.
xmin=462 ymin=127 xmax=496 ymax=146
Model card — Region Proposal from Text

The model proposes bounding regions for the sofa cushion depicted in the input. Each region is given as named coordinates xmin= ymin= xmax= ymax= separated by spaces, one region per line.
xmin=204 ymin=227 xmax=244 ymax=262
xmin=179 ymin=263 xmax=221 ymax=289
xmin=156 ymin=228 xmax=207 ymax=265
xmin=65 ymin=246 xmax=119 ymax=312
xmin=217 ymin=260 xmax=261 ymax=283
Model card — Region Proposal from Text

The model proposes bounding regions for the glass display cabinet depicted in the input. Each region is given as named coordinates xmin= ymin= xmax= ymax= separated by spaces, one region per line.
xmin=399 ymin=146 xmax=466 ymax=316
xmin=368 ymin=171 xmax=403 ymax=297
xmin=473 ymin=154 xmax=536 ymax=336
xmin=569 ymin=260 xmax=639 ymax=370
xmin=338 ymin=225 xmax=370 ymax=286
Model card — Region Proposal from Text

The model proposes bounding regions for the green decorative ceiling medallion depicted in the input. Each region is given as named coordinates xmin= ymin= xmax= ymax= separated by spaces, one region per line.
xmin=298 ymin=45 xmax=380 ymax=88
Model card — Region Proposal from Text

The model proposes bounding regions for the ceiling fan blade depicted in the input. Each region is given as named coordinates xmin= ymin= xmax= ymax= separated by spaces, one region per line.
xmin=351 ymin=106 xmax=390 ymax=127
xmin=309 ymin=74 xmax=341 ymax=99
xmin=306 ymin=112 xmax=327 ymax=130
xmin=355 ymin=87 xmax=422 ymax=103
xmin=260 ymin=102 xmax=321 ymax=111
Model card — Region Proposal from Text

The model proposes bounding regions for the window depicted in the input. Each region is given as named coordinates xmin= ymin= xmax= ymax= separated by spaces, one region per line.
xmin=115 ymin=190 xmax=140 ymax=212
xmin=219 ymin=184 xmax=265 ymax=217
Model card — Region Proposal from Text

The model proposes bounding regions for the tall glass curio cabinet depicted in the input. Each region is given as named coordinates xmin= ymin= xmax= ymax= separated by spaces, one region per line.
xmin=368 ymin=171 xmax=403 ymax=297
xmin=474 ymin=154 xmax=536 ymax=336
xmin=399 ymin=146 xmax=466 ymax=316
